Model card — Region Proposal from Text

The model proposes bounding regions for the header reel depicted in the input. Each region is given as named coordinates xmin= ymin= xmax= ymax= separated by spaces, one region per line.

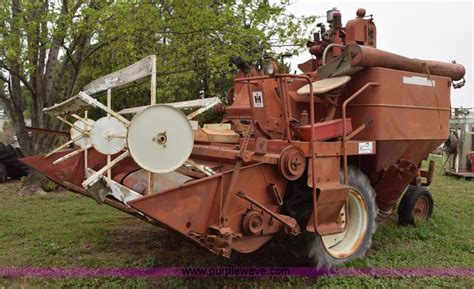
xmin=44 ymin=91 xmax=194 ymax=191
xmin=41 ymin=55 xmax=218 ymax=200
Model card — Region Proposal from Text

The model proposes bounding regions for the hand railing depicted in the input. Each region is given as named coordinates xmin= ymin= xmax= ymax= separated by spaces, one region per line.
xmin=341 ymin=82 xmax=380 ymax=184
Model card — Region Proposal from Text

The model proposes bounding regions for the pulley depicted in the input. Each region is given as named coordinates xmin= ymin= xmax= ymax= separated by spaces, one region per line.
xmin=278 ymin=146 xmax=306 ymax=181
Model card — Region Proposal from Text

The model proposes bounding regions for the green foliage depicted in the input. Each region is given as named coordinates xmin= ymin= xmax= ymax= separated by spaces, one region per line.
xmin=41 ymin=180 xmax=58 ymax=193
xmin=0 ymin=0 xmax=316 ymax=153
xmin=77 ymin=0 xmax=317 ymax=111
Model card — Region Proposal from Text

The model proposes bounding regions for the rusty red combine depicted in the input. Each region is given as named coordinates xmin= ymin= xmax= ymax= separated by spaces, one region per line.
xmin=22 ymin=8 xmax=466 ymax=267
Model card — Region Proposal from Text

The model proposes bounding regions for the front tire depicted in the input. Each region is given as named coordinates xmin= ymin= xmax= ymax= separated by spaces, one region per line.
xmin=282 ymin=165 xmax=377 ymax=268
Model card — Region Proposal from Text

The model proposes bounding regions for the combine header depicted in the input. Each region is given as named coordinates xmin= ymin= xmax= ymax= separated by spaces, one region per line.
xmin=21 ymin=8 xmax=466 ymax=267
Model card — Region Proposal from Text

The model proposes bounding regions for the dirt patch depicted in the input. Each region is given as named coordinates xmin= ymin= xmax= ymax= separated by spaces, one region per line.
xmin=103 ymin=218 xmax=171 ymax=256
xmin=105 ymin=217 xmax=302 ymax=267
xmin=0 ymin=180 xmax=22 ymax=195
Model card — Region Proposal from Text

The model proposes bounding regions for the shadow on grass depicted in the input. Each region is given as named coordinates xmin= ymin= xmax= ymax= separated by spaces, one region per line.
xmin=104 ymin=218 xmax=301 ymax=268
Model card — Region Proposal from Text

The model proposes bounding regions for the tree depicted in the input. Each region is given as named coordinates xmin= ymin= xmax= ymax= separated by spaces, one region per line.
xmin=0 ymin=1 xmax=136 ymax=155
xmin=78 ymin=0 xmax=316 ymax=112
xmin=0 ymin=0 xmax=315 ymax=153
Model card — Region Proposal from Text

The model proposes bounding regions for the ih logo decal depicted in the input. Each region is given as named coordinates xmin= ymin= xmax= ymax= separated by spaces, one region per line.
xmin=252 ymin=91 xmax=264 ymax=108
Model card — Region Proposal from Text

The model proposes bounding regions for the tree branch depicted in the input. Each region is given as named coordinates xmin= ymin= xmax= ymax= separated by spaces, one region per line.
xmin=0 ymin=61 xmax=37 ymax=96
xmin=61 ymin=40 xmax=79 ymax=66
xmin=81 ymin=37 xmax=119 ymax=63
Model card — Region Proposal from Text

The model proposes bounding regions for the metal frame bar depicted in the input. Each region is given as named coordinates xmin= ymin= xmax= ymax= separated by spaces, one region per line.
xmin=56 ymin=116 xmax=86 ymax=134
xmin=82 ymin=151 xmax=130 ymax=188
xmin=71 ymin=114 xmax=91 ymax=124
xmin=150 ymin=55 xmax=157 ymax=105
xmin=149 ymin=57 xmax=157 ymax=194
xmin=53 ymin=144 xmax=92 ymax=165
xmin=245 ymin=81 xmax=258 ymax=136
xmin=186 ymin=98 xmax=221 ymax=120
xmin=44 ymin=134 xmax=84 ymax=158
xmin=341 ymin=82 xmax=380 ymax=184
xmin=107 ymin=89 xmax=112 ymax=180
xmin=78 ymin=92 xmax=130 ymax=125
xmin=235 ymin=73 xmax=316 ymax=228
xmin=220 ymin=160 xmax=242 ymax=226
xmin=84 ymin=111 xmax=89 ymax=172
xmin=278 ymin=77 xmax=293 ymax=140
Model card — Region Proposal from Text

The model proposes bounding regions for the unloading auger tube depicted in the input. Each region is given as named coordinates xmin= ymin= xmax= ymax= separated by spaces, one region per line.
xmin=19 ymin=7 xmax=466 ymax=268
xmin=347 ymin=44 xmax=465 ymax=81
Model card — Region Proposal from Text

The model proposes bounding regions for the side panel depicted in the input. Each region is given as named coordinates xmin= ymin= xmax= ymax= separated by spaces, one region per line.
xmin=128 ymin=163 xmax=287 ymax=254
xmin=340 ymin=67 xmax=452 ymax=210
xmin=344 ymin=67 xmax=451 ymax=142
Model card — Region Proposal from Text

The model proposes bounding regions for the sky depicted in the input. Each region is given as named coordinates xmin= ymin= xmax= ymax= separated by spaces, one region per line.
xmin=284 ymin=0 xmax=473 ymax=108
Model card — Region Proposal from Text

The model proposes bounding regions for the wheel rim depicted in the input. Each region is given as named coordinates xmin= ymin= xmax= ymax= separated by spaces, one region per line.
xmin=412 ymin=195 xmax=429 ymax=220
xmin=321 ymin=188 xmax=369 ymax=258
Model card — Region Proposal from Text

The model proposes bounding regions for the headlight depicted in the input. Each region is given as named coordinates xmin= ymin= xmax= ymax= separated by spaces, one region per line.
xmin=263 ymin=59 xmax=278 ymax=76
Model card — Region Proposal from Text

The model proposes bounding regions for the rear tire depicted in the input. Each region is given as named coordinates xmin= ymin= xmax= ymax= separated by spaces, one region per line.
xmin=282 ymin=165 xmax=377 ymax=268
xmin=398 ymin=186 xmax=433 ymax=226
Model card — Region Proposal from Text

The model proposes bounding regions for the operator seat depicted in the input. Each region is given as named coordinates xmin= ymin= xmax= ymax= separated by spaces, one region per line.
xmin=297 ymin=76 xmax=351 ymax=95
xmin=296 ymin=75 xmax=351 ymax=122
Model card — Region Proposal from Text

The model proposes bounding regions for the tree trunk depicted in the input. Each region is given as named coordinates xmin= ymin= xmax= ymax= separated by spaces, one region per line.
xmin=18 ymin=171 xmax=48 ymax=196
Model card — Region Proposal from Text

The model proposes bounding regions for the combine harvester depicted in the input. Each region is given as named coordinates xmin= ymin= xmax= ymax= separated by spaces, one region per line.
xmin=22 ymin=8 xmax=466 ymax=267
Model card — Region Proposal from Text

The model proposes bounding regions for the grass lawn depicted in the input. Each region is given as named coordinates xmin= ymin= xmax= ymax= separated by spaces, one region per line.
xmin=0 ymin=155 xmax=473 ymax=288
